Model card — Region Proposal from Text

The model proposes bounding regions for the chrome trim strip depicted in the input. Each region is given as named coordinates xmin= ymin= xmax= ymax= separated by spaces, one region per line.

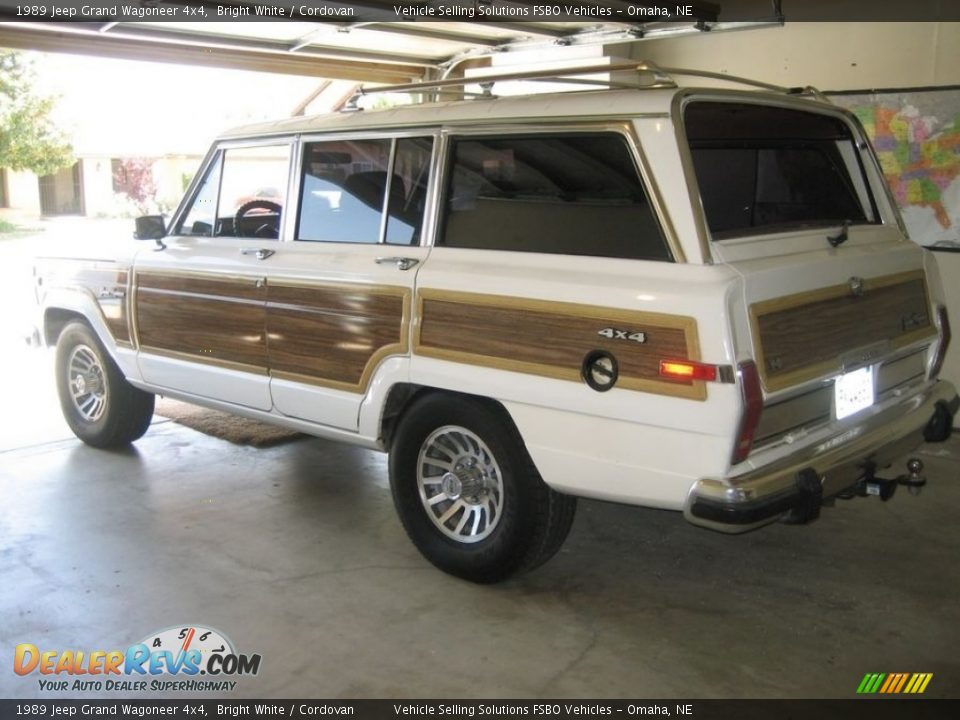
xmin=377 ymin=138 xmax=399 ymax=245
xmin=135 ymin=286 xmax=263 ymax=307
xmin=167 ymin=144 xmax=220 ymax=239
xmin=281 ymin=134 xmax=302 ymax=244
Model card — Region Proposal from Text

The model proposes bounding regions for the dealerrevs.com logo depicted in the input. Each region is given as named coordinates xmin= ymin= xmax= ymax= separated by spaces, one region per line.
xmin=14 ymin=625 xmax=262 ymax=693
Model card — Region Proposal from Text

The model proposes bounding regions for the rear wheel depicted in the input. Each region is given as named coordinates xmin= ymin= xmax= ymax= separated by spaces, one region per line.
xmin=389 ymin=393 xmax=576 ymax=583
xmin=55 ymin=321 xmax=155 ymax=448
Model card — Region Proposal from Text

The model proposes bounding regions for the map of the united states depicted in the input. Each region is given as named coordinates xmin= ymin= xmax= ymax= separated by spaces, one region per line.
xmin=835 ymin=91 xmax=960 ymax=246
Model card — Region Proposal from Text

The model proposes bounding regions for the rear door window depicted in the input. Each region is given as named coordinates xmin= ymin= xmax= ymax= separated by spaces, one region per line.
xmin=684 ymin=102 xmax=878 ymax=239
xmin=296 ymin=136 xmax=434 ymax=245
xmin=439 ymin=133 xmax=671 ymax=261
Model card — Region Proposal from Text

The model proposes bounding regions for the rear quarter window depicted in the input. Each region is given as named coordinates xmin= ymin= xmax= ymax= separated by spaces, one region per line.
xmin=439 ymin=133 xmax=672 ymax=262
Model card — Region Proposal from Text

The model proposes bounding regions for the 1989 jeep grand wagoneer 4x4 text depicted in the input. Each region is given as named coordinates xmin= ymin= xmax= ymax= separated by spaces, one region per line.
xmin=32 ymin=63 xmax=957 ymax=582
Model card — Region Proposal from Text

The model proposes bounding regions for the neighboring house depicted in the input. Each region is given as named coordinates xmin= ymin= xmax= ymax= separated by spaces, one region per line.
xmin=0 ymin=53 xmax=359 ymax=222
xmin=0 ymin=154 xmax=203 ymax=219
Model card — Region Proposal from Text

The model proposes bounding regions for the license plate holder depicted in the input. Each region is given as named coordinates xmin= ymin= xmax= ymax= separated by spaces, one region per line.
xmin=835 ymin=366 xmax=875 ymax=420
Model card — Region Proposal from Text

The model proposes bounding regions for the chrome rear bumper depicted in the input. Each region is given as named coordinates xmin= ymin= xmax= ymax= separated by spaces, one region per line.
xmin=684 ymin=380 xmax=958 ymax=532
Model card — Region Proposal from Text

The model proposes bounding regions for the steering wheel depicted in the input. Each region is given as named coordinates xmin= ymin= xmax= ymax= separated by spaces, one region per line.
xmin=234 ymin=199 xmax=282 ymax=238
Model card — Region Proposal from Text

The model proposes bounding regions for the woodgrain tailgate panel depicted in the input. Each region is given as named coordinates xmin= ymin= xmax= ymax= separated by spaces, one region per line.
xmin=751 ymin=271 xmax=935 ymax=391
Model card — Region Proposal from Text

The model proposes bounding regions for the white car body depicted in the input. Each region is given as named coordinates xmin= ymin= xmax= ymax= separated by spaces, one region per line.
xmin=34 ymin=76 xmax=957 ymax=572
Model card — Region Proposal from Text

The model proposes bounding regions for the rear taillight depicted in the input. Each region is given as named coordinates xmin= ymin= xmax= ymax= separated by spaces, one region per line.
xmin=732 ymin=360 xmax=764 ymax=465
xmin=659 ymin=359 xmax=719 ymax=382
xmin=930 ymin=304 xmax=951 ymax=379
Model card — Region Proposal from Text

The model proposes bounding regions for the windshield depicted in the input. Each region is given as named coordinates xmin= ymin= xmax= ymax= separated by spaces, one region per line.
xmin=684 ymin=101 xmax=878 ymax=239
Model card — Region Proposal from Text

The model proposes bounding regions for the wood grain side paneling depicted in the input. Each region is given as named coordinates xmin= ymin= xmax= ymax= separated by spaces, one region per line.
xmin=35 ymin=259 xmax=131 ymax=345
xmin=752 ymin=271 xmax=936 ymax=391
xmin=414 ymin=289 xmax=705 ymax=400
xmin=135 ymin=272 xmax=267 ymax=371
xmin=267 ymin=282 xmax=409 ymax=392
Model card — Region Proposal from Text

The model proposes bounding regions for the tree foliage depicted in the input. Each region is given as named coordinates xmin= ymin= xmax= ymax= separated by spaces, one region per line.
xmin=112 ymin=158 xmax=157 ymax=213
xmin=0 ymin=51 xmax=74 ymax=177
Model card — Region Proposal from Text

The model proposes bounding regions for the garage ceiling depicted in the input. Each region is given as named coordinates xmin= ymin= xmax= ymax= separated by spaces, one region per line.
xmin=0 ymin=1 xmax=784 ymax=83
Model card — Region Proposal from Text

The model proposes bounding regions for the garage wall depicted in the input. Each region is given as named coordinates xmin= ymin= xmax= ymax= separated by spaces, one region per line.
xmin=634 ymin=22 xmax=960 ymax=89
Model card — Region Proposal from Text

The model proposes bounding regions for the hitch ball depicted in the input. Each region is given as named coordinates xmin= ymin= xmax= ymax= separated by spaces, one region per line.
xmin=902 ymin=458 xmax=926 ymax=496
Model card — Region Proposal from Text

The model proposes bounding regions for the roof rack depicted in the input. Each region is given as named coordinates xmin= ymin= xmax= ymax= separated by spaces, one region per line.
xmin=344 ymin=61 xmax=823 ymax=110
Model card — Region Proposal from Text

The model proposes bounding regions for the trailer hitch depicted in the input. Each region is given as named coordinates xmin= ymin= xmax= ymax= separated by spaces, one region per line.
xmin=856 ymin=458 xmax=927 ymax=501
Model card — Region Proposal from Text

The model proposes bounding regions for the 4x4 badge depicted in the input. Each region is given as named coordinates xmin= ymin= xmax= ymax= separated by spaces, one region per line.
xmin=849 ymin=276 xmax=865 ymax=297
xmin=597 ymin=327 xmax=647 ymax=344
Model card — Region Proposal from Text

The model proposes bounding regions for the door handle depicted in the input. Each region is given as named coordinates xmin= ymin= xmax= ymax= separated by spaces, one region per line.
xmin=240 ymin=248 xmax=275 ymax=260
xmin=375 ymin=256 xmax=419 ymax=271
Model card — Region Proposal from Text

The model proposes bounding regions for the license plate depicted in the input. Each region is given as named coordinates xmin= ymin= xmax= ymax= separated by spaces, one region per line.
xmin=835 ymin=366 xmax=875 ymax=420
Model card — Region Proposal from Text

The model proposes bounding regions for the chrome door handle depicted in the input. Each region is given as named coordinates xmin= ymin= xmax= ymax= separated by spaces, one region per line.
xmin=375 ymin=256 xmax=419 ymax=271
xmin=240 ymin=248 xmax=275 ymax=260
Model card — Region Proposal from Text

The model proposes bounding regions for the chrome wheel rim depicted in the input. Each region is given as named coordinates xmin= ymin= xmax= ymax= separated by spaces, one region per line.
xmin=67 ymin=344 xmax=107 ymax=422
xmin=417 ymin=425 xmax=504 ymax=544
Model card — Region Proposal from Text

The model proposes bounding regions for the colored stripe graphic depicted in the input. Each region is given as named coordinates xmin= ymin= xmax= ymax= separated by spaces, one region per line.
xmin=857 ymin=672 xmax=932 ymax=694
xmin=905 ymin=673 xmax=933 ymax=693
xmin=857 ymin=673 xmax=885 ymax=693
xmin=892 ymin=673 xmax=909 ymax=693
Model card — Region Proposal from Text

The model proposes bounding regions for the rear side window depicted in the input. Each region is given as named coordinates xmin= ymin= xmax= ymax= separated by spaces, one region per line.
xmin=298 ymin=139 xmax=392 ymax=244
xmin=296 ymin=136 xmax=433 ymax=245
xmin=439 ymin=133 xmax=671 ymax=261
xmin=685 ymin=102 xmax=877 ymax=238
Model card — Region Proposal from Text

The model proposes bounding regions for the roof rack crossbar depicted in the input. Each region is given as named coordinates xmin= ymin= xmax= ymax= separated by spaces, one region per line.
xmin=348 ymin=61 xmax=676 ymax=104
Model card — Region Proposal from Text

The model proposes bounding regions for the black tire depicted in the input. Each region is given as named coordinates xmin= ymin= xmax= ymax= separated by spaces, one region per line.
xmin=55 ymin=321 xmax=155 ymax=448
xmin=389 ymin=393 xmax=576 ymax=583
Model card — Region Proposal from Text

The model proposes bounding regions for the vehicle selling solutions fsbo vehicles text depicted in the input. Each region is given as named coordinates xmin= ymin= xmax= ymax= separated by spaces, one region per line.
xmin=390 ymin=4 xmax=693 ymax=17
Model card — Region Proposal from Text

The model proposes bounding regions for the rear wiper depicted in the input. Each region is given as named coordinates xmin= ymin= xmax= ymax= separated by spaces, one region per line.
xmin=827 ymin=220 xmax=850 ymax=248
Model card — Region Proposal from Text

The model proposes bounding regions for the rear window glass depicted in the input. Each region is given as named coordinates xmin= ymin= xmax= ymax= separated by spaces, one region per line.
xmin=684 ymin=102 xmax=877 ymax=239
xmin=439 ymin=133 xmax=671 ymax=261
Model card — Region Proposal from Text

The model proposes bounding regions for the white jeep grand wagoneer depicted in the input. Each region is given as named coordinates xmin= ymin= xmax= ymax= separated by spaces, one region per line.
xmin=33 ymin=63 xmax=957 ymax=582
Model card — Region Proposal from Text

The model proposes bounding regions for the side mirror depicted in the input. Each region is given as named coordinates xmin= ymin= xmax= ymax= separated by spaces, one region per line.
xmin=134 ymin=215 xmax=166 ymax=240
xmin=134 ymin=215 xmax=167 ymax=250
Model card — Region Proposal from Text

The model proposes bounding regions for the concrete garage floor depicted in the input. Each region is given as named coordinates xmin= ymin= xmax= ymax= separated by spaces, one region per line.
xmin=1 ymin=229 xmax=959 ymax=700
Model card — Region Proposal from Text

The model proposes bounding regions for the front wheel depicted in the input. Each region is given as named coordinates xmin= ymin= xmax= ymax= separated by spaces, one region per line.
xmin=389 ymin=393 xmax=576 ymax=583
xmin=55 ymin=321 xmax=155 ymax=448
